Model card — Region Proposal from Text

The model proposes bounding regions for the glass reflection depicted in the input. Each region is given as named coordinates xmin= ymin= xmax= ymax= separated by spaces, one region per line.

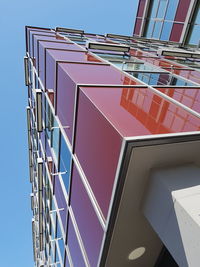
xmin=59 ymin=134 xmax=71 ymax=193
xmin=120 ymin=87 xmax=200 ymax=134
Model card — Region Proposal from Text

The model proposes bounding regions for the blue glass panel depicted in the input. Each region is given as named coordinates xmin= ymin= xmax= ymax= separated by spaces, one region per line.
xmin=145 ymin=20 xmax=154 ymax=37
xmin=160 ymin=22 xmax=173 ymax=41
xmin=165 ymin=0 xmax=179 ymax=21
xmin=195 ymin=4 xmax=200 ymax=25
xmin=59 ymin=134 xmax=71 ymax=193
xmin=149 ymin=73 xmax=160 ymax=85
xmin=150 ymin=0 xmax=159 ymax=18
xmin=152 ymin=21 xmax=162 ymax=39
xmin=188 ymin=25 xmax=200 ymax=45
xmin=56 ymin=221 xmax=65 ymax=262
xmin=157 ymin=0 xmax=168 ymax=18
xmin=51 ymin=120 xmax=60 ymax=161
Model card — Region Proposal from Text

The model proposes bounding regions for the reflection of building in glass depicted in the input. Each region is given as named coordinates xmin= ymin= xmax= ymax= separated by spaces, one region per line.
xmin=25 ymin=25 xmax=200 ymax=267
xmin=134 ymin=0 xmax=200 ymax=46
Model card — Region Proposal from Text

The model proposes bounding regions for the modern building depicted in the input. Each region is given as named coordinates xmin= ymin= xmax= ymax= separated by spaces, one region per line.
xmin=25 ymin=23 xmax=200 ymax=267
xmin=133 ymin=0 xmax=200 ymax=46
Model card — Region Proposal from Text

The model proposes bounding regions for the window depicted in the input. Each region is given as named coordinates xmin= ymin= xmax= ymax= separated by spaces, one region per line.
xmin=59 ymin=134 xmax=71 ymax=193
xmin=187 ymin=3 xmax=200 ymax=46
xmin=51 ymin=120 xmax=60 ymax=162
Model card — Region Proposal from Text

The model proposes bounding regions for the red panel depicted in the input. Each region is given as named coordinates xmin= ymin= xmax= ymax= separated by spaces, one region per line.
xmin=137 ymin=0 xmax=146 ymax=17
xmin=175 ymin=0 xmax=191 ymax=22
xmin=134 ymin=18 xmax=142 ymax=35
xmin=170 ymin=23 xmax=184 ymax=42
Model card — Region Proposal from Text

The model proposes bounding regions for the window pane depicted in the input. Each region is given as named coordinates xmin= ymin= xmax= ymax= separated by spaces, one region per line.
xmin=195 ymin=4 xmax=200 ymax=25
xmin=150 ymin=0 xmax=159 ymax=18
xmin=152 ymin=21 xmax=162 ymax=38
xmin=59 ymin=134 xmax=71 ymax=193
xmin=188 ymin=25 xmax=200 ymax=45
xmin=165 ymin=0 xmax=179 ymax=21
xmin=160 ymin=22 xmax=173 ymax=40
xmin=157 ymin=0 xmax=168 ymax=18
xmin=51 ymin=120 xmax=60 ymax=161
xmin=145 ymin=20 xmax=154 ymax=38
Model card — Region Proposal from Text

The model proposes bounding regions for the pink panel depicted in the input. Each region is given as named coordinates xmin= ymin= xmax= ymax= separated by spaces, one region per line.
xmin=134 ymin=18 xmax=142 ymax=35
xmin=175 ymin=0 xmax=191 ymax=22
xmin=70 ymin=164 xmax=104 ymax=266
xmin=137 ymin=0 xmax=146 ymax=17
xmin=74 ymin=88 xmax=122 ymax=218
xmin=170 ymin=23 xmax=184 ymax=42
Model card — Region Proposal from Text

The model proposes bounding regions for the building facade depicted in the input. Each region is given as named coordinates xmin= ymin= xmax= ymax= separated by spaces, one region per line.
xmin=133 ymin=0 xmax=200 ymax=46
xmin=25 ymin=25 xmax=200 ymax=267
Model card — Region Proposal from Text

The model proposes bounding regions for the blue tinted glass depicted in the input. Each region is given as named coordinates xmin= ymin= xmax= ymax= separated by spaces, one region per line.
xmin=59 ymin=134 xmax=71 ymax=193
xmin=52 ymin=120 xmax=60 ymax=160
xmin=165 ymin=0 xmax=179 ymax=20
xmin=152 ymin=21 xmax=162 ymax=38
xmin=145 ymin=20 xmax=154 ymax=37
xmin=151 ymin=0 xmax=159 ymax=18
xmin=160 ymin=22 xmax=173 ymax=40
xmin=157 ymin=0 xmax=168 ymax=18
xmin=55 ymin=244 xmax=60 ymax=262
xmin=195 ymin=5 xmax=200 ymax=24
xmin=149 ymin=73 xmax=160 ymax=85
xmin=188 ymin=25 xmax=200 ymax=45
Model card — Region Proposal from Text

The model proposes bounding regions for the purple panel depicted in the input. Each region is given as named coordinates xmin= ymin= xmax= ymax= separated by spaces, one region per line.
xmin=54 ymin=176 xmax=68 ymax=229
xmin=28 ymin=29 xmax=54 ymax=56
xmin=175 ymin=0 xmax=191 ymax=22
xmin=39 ymin=41 xmax=84 ymax=86
xmin=137 ymin=0 xmax=146 ymax=17
xmin=67 ymin=216 xmax=85 ymax=267
xmin=74 ymin=88 xmax=122 ymax=218
xmin=45 ymin=50 xmax=100 ymax=91
xmin=56 ymin=62 xmax=142 ymax=144
xmin=134 ymin=18 xmax=142 ymax=35
xmin=71 ymin=164 xmax=104 ymax=267
xmin=170 ymin=23 xmax=184 ymax=42
xmin=64 ymin=254 xmax=70 ymax=267
xmin=56 ymin=65 xmax=76 ymax=144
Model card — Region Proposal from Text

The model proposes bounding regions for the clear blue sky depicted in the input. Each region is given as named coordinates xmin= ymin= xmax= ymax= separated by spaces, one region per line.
xmin=0 ymin=1 xmax=138 ymax=266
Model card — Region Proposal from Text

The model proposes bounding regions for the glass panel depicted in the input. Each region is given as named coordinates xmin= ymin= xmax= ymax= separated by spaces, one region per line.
xmin=145 ymin=20 xmax=154 ymax=38
xmin=152 ymin=21 xmax=162 ymax=39
xmin=165 ymin=0 xmax=179 ymax=20
xmin=160 ymin=22 xmax=173 ymax=41
xmin=150 ymin=0 xmax=159 ymax=18
xmin=59 ymin=134 xmax=71 ymax=193
xmin=51 ymin=120 xmax=60 ymax=161
xmin=188 ymin=25 xmax=200 ymax=45
xmin=195 ymin=3 xmax=200 ymax=25
xmin=157 ymin=0 xmax=168 ymax=18
xmin=56 ymin=222 xmax=65 ymax=263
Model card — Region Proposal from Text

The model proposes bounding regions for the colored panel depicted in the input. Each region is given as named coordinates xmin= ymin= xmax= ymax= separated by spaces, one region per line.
xmin=170 ymin=23 xmax=184 ymax=42
xmin=75 ymin=88 xmax=122 ymax=218
xmin=45 ymin=49 xmax=101 ymax=91
xmin=79 ymin=86 xmax=200 ymax=137
xmin=175 ymin=0 xmax=191 ymax=22
xmin=134 ymin=18 xmax=142 ymax=35
xmin=56 ymin=62 xmax=141 ymax=143
xmin=59 ymin=134 xmax=72 ymax=193
xmin=67 ymin=216 xmax=86 ymax=267
xmin=54 ymin=175 xmax=68 ymax=229
xmin=64 ymin=254 xmax=70 ymax=267
xmin=70 ymin=164 xmax=104 ymax=267
xmin=137 ymin=0 xmax=146 ymax=17
xmin=39 ymin=41 xmax=84 ymax=86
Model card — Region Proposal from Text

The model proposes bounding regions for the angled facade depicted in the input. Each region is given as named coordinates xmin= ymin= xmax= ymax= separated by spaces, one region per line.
xmin=25 ymin=24 xmax=200 ymax=267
